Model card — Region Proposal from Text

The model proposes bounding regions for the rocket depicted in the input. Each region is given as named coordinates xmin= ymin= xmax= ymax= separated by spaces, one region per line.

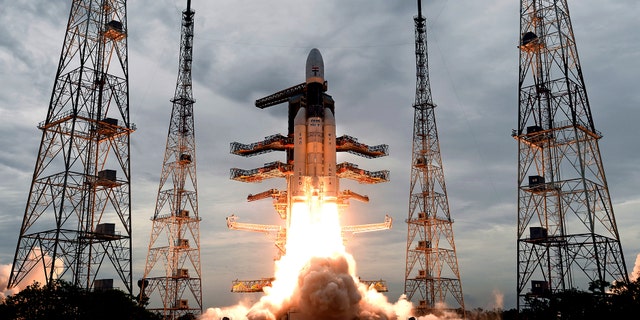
xmin=291 ymin=48 xmax=338 ymax=202
xmin=228 ymin=49 xmax=392 ymax=259
xmin=233 ymin=47 xmax=388 ymax=202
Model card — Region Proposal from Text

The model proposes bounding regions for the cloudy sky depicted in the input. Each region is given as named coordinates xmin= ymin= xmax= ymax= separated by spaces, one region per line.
xmin=1 ymin=0 xmax=639 ymax=311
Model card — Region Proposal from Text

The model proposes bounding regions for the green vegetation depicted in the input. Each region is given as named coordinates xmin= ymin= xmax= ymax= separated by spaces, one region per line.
xmin=2 ymin=277 xmax=638 ymax=319
xmin=0 ymin=280 xmax=162 ymax=320
xmin=491 ymin=277 xmax=640 ymax=320
xmin=444 ymin=277 xmax=640 ymax=320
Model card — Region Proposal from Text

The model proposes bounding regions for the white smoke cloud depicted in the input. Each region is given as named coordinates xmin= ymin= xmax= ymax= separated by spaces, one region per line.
xmin=491 ymin=288 xmax=504 ymax=310
xmin=201 ymin=303 xmax=251 ymax=320
xmin=291 ymin=255 xmax=362 ymax=319
xmin=0 ymin=249 xmax=60 ymax=301
xmin=198 ymin=195 xmax=463 ymax=320
xmin=0 ymin=263 xmax=21 ymax=301
xmin=630 ymin=253 xmax=640 ymax=282
xmin=199 ymin=252 xmax=463 ymax=320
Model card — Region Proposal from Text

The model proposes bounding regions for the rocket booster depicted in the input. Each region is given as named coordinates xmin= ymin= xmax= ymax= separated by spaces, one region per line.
xmin=292 ymin=49 xmax=337 ymax=201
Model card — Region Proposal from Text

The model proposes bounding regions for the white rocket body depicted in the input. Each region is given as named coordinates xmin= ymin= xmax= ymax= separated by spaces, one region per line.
xmin=291 ymin=49 xmax=338 ymax=202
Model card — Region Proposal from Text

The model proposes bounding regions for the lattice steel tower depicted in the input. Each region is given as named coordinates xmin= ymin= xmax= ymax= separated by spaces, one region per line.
xmin=514 ymin=0 xmax=629 ymax=311
xmin=139 ymin=1 xmax=202 ymax=318
xmin=7 ymin=0 xmax=133 ymax=294
xmin=404 ymin=0 xmax=465 ymax=316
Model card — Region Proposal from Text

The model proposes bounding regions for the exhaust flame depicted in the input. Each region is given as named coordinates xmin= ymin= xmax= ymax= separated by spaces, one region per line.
xmin=202 ymin=196 xmax=457 ymax=320
xmin=267 ymin=200 xmax=346 ymax=302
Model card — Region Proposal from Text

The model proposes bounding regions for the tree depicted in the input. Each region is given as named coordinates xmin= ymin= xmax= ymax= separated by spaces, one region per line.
xmin=512 ymin=278 xmax=640 ymax=319
xmin=609 ymin=277 xmax=640 ymax=316
xmin=0 ymin=280 xmax=162 ymax=320
xmin=177 ymin=313 xmax=198 ymax=320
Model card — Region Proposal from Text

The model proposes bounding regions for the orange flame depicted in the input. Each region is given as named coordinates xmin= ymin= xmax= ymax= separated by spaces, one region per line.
xmin=202 ymin=195 xmax=427 ymax=319
xmin=253 ymin=200 xmax=346 ymax=310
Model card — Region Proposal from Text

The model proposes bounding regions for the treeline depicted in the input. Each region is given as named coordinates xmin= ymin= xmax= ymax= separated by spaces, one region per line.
xmin=0 ymin=280 xmax=179 ymax=320
xmin=468 ymin=277 xmax=640 ymax=320
xmin=2 ymin=277 xmax=639 ymax=319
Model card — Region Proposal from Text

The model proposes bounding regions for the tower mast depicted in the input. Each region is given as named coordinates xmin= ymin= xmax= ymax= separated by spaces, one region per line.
xmin=140 ymin=0 xmax=202 ymax=318
xmin=404 ymin=0 xmax=465 ymax=316
xmin=8 ymin=0 xmax=133 ymax=293
xmin=515 ymin=0 xmax=628 ymax=311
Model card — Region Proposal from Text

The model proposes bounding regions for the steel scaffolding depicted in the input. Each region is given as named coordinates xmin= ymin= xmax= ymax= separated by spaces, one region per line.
xmin=514 ymin=0 xmax=629 ymax=311
xmin=139 ymin=1 xmax=203 ymax=318
xmin=403 ymin=0 xmax=465 ymax=317
xmin=7 ymin=0 xmax=134 ymax=294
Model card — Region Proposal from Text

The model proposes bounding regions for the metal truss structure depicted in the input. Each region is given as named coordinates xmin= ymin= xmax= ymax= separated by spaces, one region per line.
xmin=403 ymin=0 xmax=465 ymax=317
xmin=514 ymin=0 xmax=629 ymax=311
xmin=8 ymin=0 xmax=134 ymax=294
xmin=139 ymin=1 xmax=202 ymax=318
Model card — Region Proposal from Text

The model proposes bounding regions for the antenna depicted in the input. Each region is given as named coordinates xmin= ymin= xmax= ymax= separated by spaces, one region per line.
xmin=140 ymin=0 xmax=203 ymax=317
xmin=403 ymin=0 xmax=465 ymax=316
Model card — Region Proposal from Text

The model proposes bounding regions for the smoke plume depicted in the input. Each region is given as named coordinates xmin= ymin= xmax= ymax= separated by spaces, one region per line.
xmin=0 ymin=263 xmax=20 ymax=301
xmin=630 ymin=253 xmax=640 ymax=282
xmin=201 ymin=251 xmax=463 ymax=320
xmin=491 ymin=289 xmax=504 ymax=310
xmin=200 ymin=201 xmax=462 ymax=319
xmin=1 ymin=249 xmax=56 ymax=301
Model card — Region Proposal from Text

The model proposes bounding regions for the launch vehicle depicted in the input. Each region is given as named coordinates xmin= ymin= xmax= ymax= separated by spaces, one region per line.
xmin=291 ymin=48 xmax=338 ymax=202
xmin=227 ymin=48 xmax=391 ymax=261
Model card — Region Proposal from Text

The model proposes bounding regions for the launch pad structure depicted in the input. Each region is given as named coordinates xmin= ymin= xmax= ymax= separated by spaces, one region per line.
xmin=227 ymin=48 xmax=392 ymax=292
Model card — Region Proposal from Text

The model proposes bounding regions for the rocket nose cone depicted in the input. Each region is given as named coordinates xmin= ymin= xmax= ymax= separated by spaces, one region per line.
xmin=306 ymin=48 xmax=324 ymax=84
xmin=308 ymin=48 xmax=322 ymax=60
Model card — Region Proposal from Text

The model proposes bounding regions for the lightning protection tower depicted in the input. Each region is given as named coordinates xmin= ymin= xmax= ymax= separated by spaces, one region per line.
xmin=515 ymin=0 xmax=629 ymax=311
xmin=8 ymin=0 xmax=134 ymax=293
xmin=139 ymin=1 xmax=202 ymax=318
xmin=404 ymin=0 xmax=464 ymax=315
xmin=404 ymin=0 xmax=465 ymax=317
